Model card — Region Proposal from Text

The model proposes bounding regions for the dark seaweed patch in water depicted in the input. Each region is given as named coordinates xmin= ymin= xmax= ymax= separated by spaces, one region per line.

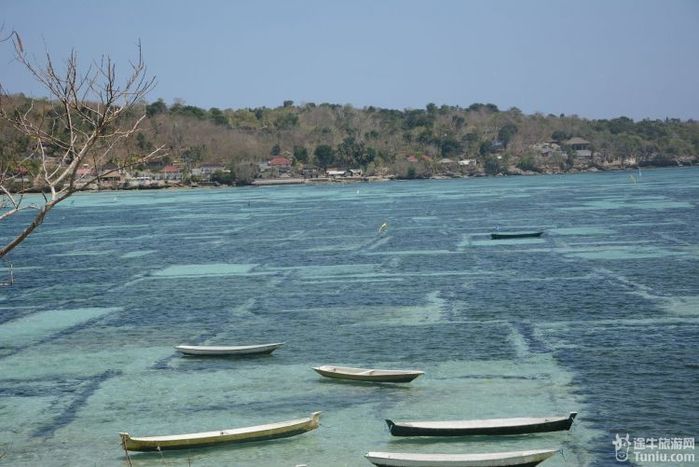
xmin=511 ymin=321 xmax=550 ymax=353
xmin=447 ymin=374 xmax=543 ymax=381
xmin=0 ymin=376 xmax=82 ymax=398
xmin=32 ymin=369 xmax=121 ymax=438
xmin=0 ymin=312 xmax=113 ymax=360
xmin=553 ymin=323 xmax=699 ymax=440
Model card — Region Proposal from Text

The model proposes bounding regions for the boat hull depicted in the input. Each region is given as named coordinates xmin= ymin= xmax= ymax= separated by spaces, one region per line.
xmin=490 ymin=232 xmax=543 ymax=240
xmin=313 ymin=366 xmax=423 ymax=383
xmin=386 ymin=413 xmax=576 ymax=437
xmin=365 ymin=449 xmax=557 ymax=467
xmin=369 ymin=461 xmax=545 ymax=467
xmin=175 ymin=342 xmax=283 ymax=356
xmin=120 ymin=412 xmax=320 ymax=452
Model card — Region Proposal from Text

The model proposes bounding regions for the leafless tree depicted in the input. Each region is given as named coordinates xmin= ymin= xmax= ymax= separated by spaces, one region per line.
xmin=0 ymin=32 xmax=165 ymax=258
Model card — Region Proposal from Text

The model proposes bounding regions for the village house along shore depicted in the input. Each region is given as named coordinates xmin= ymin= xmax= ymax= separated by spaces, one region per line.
xmin=11 ymin=136 xmax=697 ymax=192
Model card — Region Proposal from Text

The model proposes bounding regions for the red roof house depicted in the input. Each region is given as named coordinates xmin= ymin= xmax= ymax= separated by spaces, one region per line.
xmin=269 ymin=156 xmax=291 ymax=167
xmin=162 ymin=165 xmax=180 ymax=174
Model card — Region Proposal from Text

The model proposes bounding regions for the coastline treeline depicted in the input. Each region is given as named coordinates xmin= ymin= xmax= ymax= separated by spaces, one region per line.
xmin=2 ymin=94 xmax=698 ymax=183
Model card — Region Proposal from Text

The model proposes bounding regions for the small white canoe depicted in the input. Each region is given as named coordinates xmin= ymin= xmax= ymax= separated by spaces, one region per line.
xmin=365 ymin=449 xmax=558 ymax=467
xmin=120 ymin=411 xmax=320 ymax=451
xmin=175 ymin=342 xmax=284 ymax=356
xmin=313 ymin=365 xmax=424 ymax=383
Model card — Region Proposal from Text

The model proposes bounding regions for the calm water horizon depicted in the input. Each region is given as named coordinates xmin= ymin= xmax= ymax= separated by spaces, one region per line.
xmin=1 ymin=167 xmax=697 ymax=466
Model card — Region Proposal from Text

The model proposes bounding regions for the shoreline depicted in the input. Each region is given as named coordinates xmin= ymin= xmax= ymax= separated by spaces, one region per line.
xmin=12 ymin=164 xmax=694 ymax=195
xmin=115 ymin=164 xmax=696 ymax=189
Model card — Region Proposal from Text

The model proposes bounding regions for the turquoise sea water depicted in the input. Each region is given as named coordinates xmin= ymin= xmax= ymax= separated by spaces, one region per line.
xmin=0 ymin=167 xmax=697 ymax=466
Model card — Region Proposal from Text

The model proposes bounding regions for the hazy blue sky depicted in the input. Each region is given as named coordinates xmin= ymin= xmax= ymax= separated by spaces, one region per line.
xmin=1 ymin=0 xmax=698 ymax=119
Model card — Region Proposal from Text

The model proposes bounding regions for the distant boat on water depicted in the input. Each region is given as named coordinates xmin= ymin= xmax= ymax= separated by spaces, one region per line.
xmin=386 ymin=412 xmax=577 ymax=437
xmin=175 ymin=342 xmax=284 ymax=356
xmin=119 ymin=411 xmax=321 ymax=452
xmin=364 ymin=448 xmax=558 ymax=467
xmin=491 ymin=231 xmax=543 ymax=240
xmin=313 ymin=365 xmax=424 ymax=383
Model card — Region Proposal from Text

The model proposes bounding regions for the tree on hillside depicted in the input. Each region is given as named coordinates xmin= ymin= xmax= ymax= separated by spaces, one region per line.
xmin=231 ymin=160 xmax=259 ymax=185
xmin=273 ymin=113 xmax=299 ymax=130
xmin=293 ymin=145 xmax=308 ymax=163
xmin=479 ymin=141 xmax=493 ymax=156
xmin=208 ymin=107 xmax=228 ymax=126
xmin=314 ymin=144 xmax=334 ymax=169
xmin=437 ymin=134 xmax=462 ymax=157
xmin=484 ymin=156 xmax=503 ymax=175
xmin=498 ymin=122 xmax=518 ymax=148
xmin=146 ymin=98 xmax=168 ymax=117
xmin=336 ymin=136 xmax=363 ymax=168
xmin=0 ymin=32 xmax=165 ymax=259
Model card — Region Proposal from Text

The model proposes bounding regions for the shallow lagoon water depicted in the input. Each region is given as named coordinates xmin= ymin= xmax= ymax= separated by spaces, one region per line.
xmin=0 ymin=167 xmax=697 ymax=466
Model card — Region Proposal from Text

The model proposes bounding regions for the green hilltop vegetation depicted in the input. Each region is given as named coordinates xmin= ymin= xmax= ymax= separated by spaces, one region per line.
xmin=2 ymin=94 xmax=699 ymax=185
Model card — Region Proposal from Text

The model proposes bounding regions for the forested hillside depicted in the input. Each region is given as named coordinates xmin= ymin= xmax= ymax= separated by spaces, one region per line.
xmin=2 ymin=95 xmax=698 ymax=183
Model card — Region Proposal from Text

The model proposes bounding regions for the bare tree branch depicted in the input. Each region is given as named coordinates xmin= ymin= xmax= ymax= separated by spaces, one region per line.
xmin=0 ymin=33 xmax=165 ymax=259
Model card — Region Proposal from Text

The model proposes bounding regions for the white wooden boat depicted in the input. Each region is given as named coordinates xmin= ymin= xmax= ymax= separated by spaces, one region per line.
xmin=387 ymin=413 xmax=577 ymax=436
xmin=175 ymin=342 xmax=284 ymax=356
xmin=365 ymin=449 xmax=558 ymax=467
xmin=313 ymin=365 xmax=424 ymax=383
xmin=119 ymin=411 xmax=320 ymax=451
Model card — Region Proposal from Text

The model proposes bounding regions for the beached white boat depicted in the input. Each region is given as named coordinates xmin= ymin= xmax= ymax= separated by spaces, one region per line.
xmin=387 ymin=413 xmax=577 ymax=436
xmin=175 ymin=342 xmax=284 ymax=356
xmin=119 ymin=411 xmax=321 ymax=451
xmin=313 ymin=365 xmax=424 ymax=383
xmin=365 ymin=449 xmax=558 ymax=467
